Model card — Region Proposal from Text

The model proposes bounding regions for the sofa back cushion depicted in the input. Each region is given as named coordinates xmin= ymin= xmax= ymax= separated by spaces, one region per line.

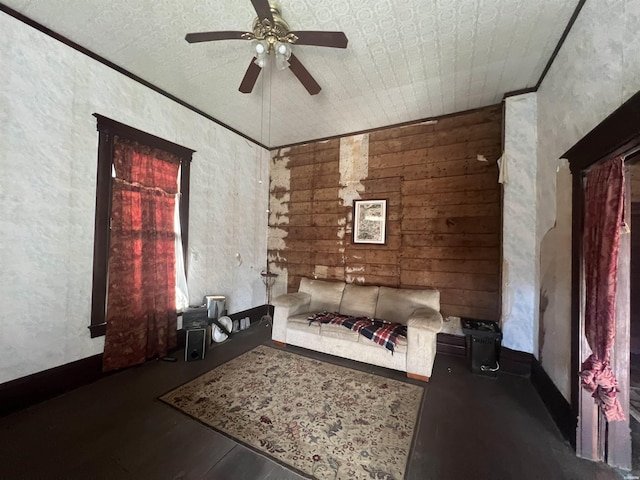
xmin=299 ymin=278 xmax=345 ymax=313
xmin=375 ymin=286 xmax=440 ymax=324
xmin=339 ymin=284 xmax=379 ymax=318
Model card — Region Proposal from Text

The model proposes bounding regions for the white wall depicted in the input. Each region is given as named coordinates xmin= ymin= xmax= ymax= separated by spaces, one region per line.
xmin=501 ymin=93 xmax=538 ymax=354
xmin=0 ymin=12 xmax=269 ymax=384
xmin=538 ymin=160 xmax=572 ymax=400
xmin=536 ymin=0 xmax=640 ymax=399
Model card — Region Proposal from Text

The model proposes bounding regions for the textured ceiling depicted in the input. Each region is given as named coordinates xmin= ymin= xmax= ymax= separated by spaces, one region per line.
xmin=3 ymin=0 xmax=579 ymax=148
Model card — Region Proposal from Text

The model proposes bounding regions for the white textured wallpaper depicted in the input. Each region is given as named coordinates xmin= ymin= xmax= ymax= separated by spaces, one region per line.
xmin=535 ymin=0 xmax=640 ymax=399
xmin=502 ymin=93 xmax=538 ymax=354
xmin=538 ymin=161 xmax=572 ymax=401
xmin=0 ymin=12 xmax=269 ymax=384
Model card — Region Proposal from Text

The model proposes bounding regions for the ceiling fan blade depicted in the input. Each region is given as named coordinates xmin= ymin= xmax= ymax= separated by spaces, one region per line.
xmin=185 ymin=31 xmax=249 ymax=43
xmin=289 ymin=31 xmax=348 ymax=49
xmin=251 ymin=0 xmax=274 ymax=23
xmin=288 ymin=53 xmax=321 ymax=95
xmin=239 ymin=58 xmax=262 ymax=94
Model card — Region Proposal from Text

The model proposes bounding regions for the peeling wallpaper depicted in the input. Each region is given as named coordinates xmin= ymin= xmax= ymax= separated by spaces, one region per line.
xmin=338 ymin=134 xmax=368 ymax=208
xmin=535 ymin=0 xmax=640 ymax=399
xmin=267 ymin=107 xmax=503 ymax=320
xmin=267 ymin=149 xmax=291 ymax=299
xmin=538 ymin=161 xmax=572 ymax=401
xmin=502 ymin=93 xmax=537 ymax=354
xmin=0 ymin=12 xmax=269 ymax=384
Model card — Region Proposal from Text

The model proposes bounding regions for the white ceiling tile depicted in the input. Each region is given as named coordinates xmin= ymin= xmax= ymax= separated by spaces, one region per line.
xmin=3 ymin=0 xmax=581 ymax=146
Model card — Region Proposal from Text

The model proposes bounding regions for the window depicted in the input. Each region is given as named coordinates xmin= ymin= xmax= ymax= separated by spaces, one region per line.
xmin=89 ymin=114 xmax=194 ymax=338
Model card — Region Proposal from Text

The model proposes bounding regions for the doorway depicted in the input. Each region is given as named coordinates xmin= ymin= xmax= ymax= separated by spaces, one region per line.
xmin=564 ymin=90 xmax=640 ymax=471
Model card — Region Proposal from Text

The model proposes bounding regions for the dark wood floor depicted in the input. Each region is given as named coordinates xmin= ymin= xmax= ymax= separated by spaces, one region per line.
xmin=0 ymin=323 xmax=622 ymax=480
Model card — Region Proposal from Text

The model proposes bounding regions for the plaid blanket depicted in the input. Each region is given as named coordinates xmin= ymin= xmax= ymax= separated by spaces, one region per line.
xmin=308 ymin=312 xmax=407 ymax=354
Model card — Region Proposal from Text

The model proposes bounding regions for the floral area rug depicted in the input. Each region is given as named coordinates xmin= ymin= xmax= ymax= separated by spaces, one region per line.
xmin=160 ymin=345 xmax=423 ymax=479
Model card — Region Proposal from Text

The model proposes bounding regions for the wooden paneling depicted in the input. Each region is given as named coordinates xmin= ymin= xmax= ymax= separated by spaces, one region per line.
xmin=269 ymin=105 xmax=502 ymax=320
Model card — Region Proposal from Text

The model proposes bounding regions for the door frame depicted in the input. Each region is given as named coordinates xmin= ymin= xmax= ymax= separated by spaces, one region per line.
xmin=564 ymin=90 xmax=640 ymax=468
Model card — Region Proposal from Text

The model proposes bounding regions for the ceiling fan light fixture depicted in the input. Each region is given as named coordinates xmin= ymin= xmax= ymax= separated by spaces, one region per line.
xmin=253 ymin=39 xmax=269 ymax=67
xmin=275 ymin=41 xmax=291 ymax=58
xmin=184 ymin=0 xmax=348 ymax=95
xmin=275 ymin=55 xmax=290 ymax=71
xmin=254 ymin=39 xmax=269 ymax=54
xmin=274 ymin=40 xmax=292 ymax=70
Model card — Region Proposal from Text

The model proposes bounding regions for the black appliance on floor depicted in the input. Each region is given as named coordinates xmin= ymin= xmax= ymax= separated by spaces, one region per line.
xmin=183 ymin=306 xmax=208 ymax=361
xmin=185 ymin=328 xmax=207 ymax=361
xmin=461 ymin=318 xmax=502 ymax=378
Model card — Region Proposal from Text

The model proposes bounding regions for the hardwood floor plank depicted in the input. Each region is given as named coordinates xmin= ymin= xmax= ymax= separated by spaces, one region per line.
xmin=201 ymin=445 xmax=284 ymax=480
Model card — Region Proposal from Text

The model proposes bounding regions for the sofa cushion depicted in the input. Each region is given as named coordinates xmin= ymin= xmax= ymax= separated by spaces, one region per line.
xmin=299 ymin=278 xmax=345 ymax=313
xmin=375 ymin=287 xmax=440 ymax=325
xmin=288 ymin=312 xmax=320 ymax=334
xmin=339 ymin=284 xmax=379 ymax=318
xmin=320 ymin=322 xmax=360 ymax=341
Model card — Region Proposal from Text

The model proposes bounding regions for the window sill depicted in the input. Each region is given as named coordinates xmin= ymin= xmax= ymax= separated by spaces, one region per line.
xmin=89 ymin=323 xmax=106 ymax=338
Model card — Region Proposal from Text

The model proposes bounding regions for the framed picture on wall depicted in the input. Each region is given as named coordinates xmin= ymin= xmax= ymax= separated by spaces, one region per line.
xmin=353 ymin=199 xmax=387 ymax=244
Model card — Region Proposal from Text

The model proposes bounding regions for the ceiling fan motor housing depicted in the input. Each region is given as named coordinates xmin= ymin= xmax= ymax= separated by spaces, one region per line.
xmin=248 ymin=4 xmax=299 ymax=51
xmin=185 ymin=0 xmax=346 ymax=95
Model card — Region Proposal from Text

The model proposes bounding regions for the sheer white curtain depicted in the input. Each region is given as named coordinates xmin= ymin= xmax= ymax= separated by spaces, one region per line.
xmin=174 ymin=167 xmax=189 ymax=312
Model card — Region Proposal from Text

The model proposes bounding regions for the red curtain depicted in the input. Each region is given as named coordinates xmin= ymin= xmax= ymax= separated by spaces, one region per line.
xmin=579 ymin=156 xmax=625 ymax=422
xmin=103 ymin=137 xmax=179 ymax=372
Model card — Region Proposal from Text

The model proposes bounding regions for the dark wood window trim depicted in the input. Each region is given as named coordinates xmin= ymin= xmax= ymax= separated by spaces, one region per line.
xmin=89 ymin=114 xmax=195 ymax=338
xmin=563 ymin=89 xmax=640 ymax=442
xmin=564 ymin=90 xmax=640 ymax=173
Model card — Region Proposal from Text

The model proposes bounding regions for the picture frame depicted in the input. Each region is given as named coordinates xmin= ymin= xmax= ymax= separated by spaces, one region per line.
xmin=352 ymin=199 xmax=387 ymax=244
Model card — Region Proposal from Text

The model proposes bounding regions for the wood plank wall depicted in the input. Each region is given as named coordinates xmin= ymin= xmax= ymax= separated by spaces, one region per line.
xmin=268 ymin=105 xmax=503 ymax=321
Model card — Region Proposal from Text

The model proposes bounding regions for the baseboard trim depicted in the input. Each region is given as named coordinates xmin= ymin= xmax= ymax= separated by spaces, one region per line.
xmin=531 ymin=358 xmax=576 ymax=449
xmin=0 ymin=353 xmax=106 ymax=417
xmin=227 ymin=304 xmax=273 ymax=325
xmin=273 ymin=340 xmax=286 ymax=347
xmin=499 ymin=347 xmax=534 ymax=376
xmin=437 ymin=333 xmax=466 ymax=357
xmin=2 ymin=305 xmax=275 ymax=417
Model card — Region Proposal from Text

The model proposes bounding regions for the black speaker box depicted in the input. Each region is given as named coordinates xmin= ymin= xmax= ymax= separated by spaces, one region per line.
xmin=185 ymin=328 xmax=206 ymax=362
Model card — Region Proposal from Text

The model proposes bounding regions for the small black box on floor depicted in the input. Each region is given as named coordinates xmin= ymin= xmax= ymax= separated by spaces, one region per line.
xmin=185 ymin=328 xmax=207 ymax=361
xmin=461 ymin=318 xmax=502 ymax=377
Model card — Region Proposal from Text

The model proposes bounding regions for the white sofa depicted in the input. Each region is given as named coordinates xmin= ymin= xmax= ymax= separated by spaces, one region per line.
xmin=272 ymin=278 xmax=443 ymax=381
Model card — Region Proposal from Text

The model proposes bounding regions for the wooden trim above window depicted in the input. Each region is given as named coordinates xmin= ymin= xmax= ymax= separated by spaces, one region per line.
xmin=93 ymin=114 xmax=195 ymax=159
xmin=564 ymin=90 xmax=640 ymax=172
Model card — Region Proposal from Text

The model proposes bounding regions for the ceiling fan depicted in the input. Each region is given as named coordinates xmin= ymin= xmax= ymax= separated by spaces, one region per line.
xmin=185 ymin=0 xmax=348 ymax=95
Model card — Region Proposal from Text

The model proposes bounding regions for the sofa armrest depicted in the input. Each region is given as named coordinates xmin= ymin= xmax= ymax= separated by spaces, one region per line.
xmin=406 ymin=307 xmax=443 ymax=333
xmin=272 ymin=292 xmax=311 ymax=314
xmin=271 ymin=292 xmax=311 ymax=344
xmin=406 ymin=307 xmax=443 ymax=380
